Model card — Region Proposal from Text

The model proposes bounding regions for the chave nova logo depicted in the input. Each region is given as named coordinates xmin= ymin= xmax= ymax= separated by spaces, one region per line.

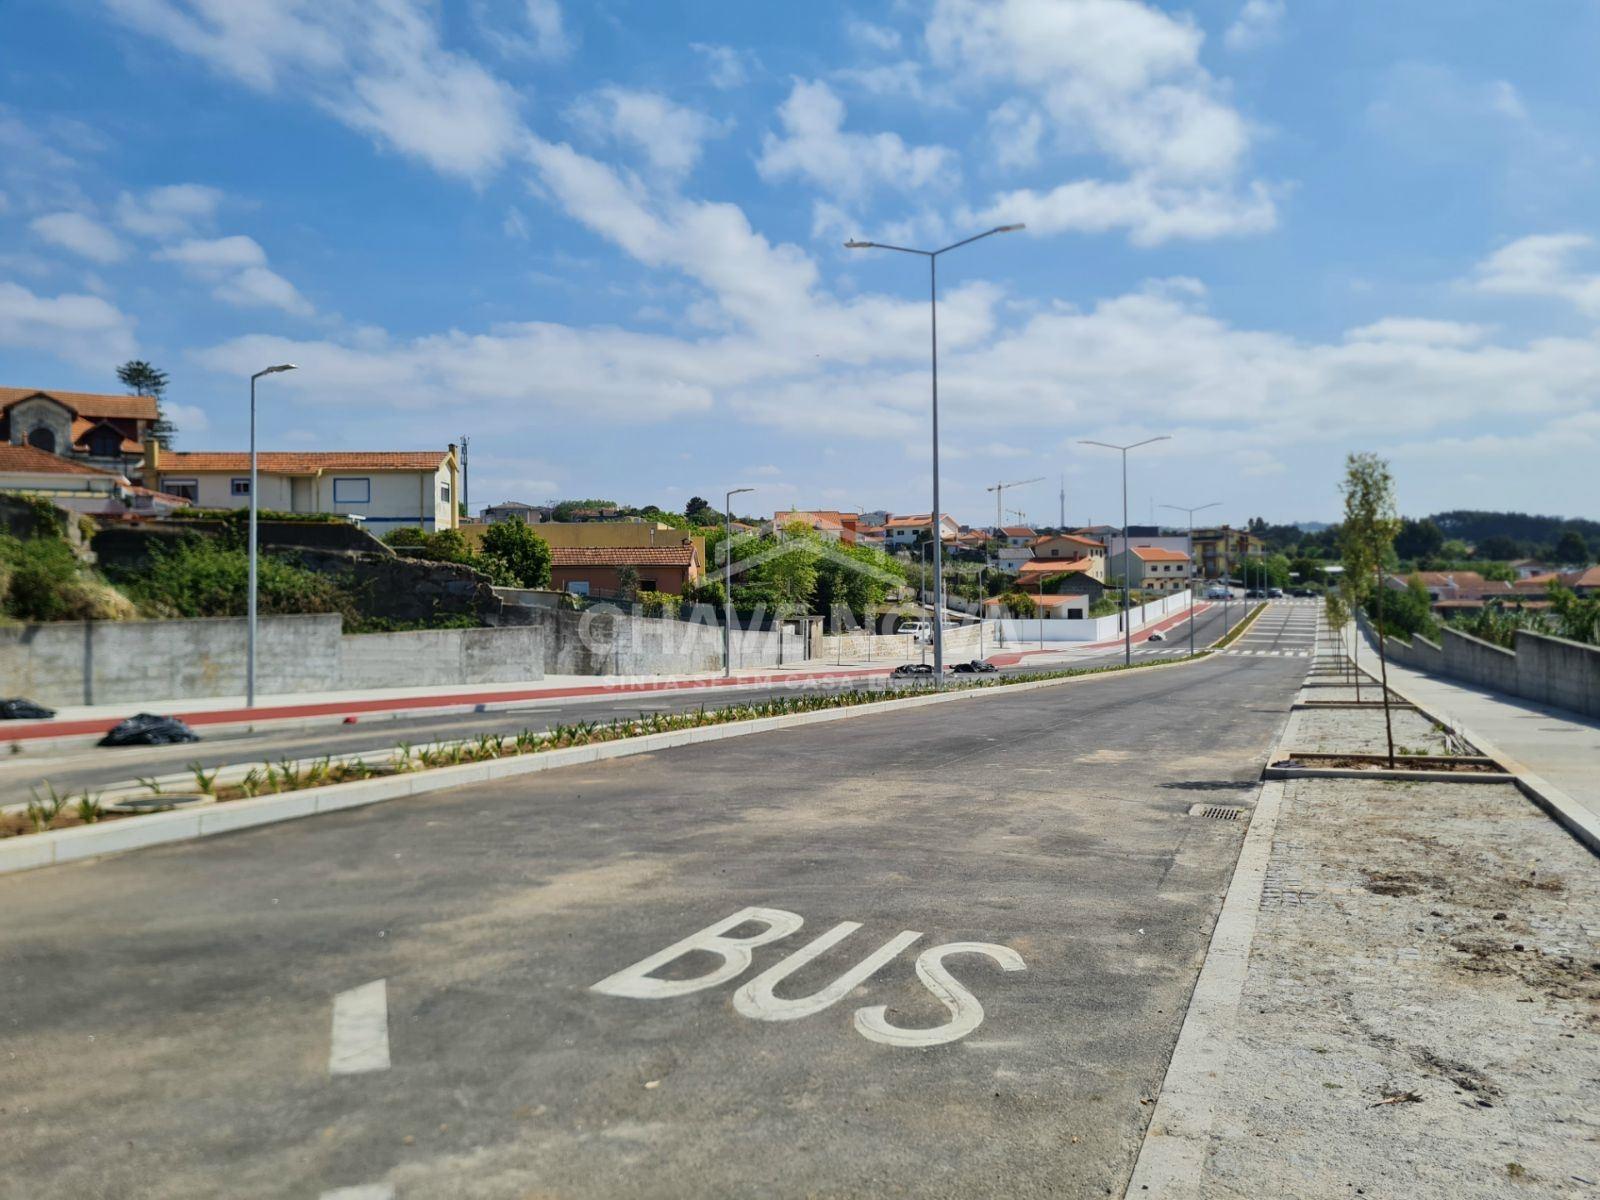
xmin=590 ymin=905 xmax=1026 ymax=1048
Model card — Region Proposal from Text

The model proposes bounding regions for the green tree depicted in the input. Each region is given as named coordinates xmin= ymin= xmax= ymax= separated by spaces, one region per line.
xmin=117 ymin=360 xmax=176 ymax=449
xmin=1555 ymin=528 xmax=1590 ymax=564
xmin=615 ymin=564 xmax=641 ymax=601
xmin=479 ymin=519 xmax=552 ymax=588
xmin=997 ymin=590 xmax=1037 ymax=618
xmin=1475 ymin=534 xmax=1522 ymax=562
xmin=1394 ymin=517 xmax=1444 ymax=562
xmin=1340 ymin=452 xmax=1402 ymax=764
xmin=685 ymin=496 xmax=711 ymax=520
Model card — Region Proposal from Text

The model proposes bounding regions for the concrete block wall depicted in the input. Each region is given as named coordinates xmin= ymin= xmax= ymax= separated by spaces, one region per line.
xmin=1367 ymin=615 xmax=1600 ymax=720
xmin=338 ymin=626 xmax=545 ymax=689
xmin=0 ymin=614 xmax=343 ymax=707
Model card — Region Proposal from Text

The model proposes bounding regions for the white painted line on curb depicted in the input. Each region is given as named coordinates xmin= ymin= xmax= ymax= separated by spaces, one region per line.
xmin=320 ymin=1186 xmax=395 ymax=1200
xmin=329 ymin=979 xmax=391 ymax=1076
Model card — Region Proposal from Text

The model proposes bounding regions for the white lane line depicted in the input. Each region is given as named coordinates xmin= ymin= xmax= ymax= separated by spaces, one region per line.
xmin=320 ymin=1186 xmax=395 ymax=1200
xmin=329 ymin=979 xmax=391 ymax=1076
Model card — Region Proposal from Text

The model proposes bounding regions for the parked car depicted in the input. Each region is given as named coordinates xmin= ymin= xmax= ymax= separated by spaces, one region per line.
xmin=898 ymin=620 xmax=932 ymax=643
xmin=1205 ymin=587 xmax=1230 ymax=599
xmin=1267 ymin=587 xmax=1284 ymax=598
xmin=952 ymin=659 xmax=998 ymax=674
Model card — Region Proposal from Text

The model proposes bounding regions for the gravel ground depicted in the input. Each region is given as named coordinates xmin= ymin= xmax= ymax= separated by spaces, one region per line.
xmin=1195 ymin=778 xmax=1600 ymax=1198
xmin=1288 ymin=704 xmax=1455 ymax=757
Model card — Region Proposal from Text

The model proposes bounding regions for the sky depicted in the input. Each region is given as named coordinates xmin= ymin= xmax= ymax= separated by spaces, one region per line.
xmin=3 ymin=0 xmax=1600 ymax=528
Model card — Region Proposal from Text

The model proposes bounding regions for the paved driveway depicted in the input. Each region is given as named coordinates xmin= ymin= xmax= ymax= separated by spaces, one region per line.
xmin=1 ymin=652 xmax=1304 ymax=1199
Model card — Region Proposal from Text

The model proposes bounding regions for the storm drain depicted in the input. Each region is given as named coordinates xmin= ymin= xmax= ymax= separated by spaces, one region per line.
xmin=1188 ymin=803 xmax=1246 ymax=820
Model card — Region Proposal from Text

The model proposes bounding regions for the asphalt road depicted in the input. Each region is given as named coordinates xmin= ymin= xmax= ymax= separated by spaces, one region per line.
xmin=0 ymin=600 xmax=1253 ymax=807
xmin=0 ymin=641 xmax=1307 ymax=1199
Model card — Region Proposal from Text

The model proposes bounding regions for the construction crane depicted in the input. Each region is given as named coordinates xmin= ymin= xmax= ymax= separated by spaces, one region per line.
xmin=986 ymin=477 xmax=1043 ymax=534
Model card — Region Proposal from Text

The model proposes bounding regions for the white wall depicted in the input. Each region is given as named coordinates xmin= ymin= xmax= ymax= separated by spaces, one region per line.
xmin=987 ymin=590 xmax=1192 ymax=644
xmin=158 ymin=464 xmax=452 ymax=529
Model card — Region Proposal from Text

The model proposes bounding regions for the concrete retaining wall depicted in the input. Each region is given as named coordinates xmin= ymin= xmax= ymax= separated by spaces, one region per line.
xmin=816 ymin=623 xmax=985 ymax=662
xmin=1368 ymin=615 xmax=1600 ymax=720
xmin=988 ymin=590 xmax=1193 ymax=645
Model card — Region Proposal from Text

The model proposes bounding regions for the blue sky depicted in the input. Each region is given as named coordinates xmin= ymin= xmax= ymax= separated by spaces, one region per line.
xmin=4 ymin=0 xmax=1600 ymax=526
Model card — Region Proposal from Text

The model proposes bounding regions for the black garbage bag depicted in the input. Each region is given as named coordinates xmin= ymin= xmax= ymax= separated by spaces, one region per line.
xmin=0 ymin=698 xmax=56 ymax=720
xmin=97 ymin=713 xmax=200 ymax=747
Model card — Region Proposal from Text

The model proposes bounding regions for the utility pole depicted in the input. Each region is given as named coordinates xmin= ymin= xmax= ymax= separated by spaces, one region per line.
xmin=459 ymin=434 xmax=469 ymax=519
xmin=1059 ymin=475 xmax=1066 ymax=530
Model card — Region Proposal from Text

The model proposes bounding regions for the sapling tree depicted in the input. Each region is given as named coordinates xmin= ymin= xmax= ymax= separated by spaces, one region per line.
xmin=1339 ymin=452 xmax=1402 ymax=766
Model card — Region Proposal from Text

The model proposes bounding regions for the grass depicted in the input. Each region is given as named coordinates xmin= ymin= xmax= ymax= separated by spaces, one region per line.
xmin=9 ymin=652 xmax=1210 ymax=837
xmin=1211 ymin=603 xmax=1269 ymax=651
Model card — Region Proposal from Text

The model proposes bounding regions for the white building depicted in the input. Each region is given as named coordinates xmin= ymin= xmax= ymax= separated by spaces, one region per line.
xmin=1110 ymin=545 xmax=1193 ymax=593
xmin=147 ymin=444 xmax=459 ymax=531
xmin=884 ymin=513 xmax=961 ymax=549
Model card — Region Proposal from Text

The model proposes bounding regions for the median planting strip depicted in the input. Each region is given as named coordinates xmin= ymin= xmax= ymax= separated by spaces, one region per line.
xmin=0 ymin=652 xmax=1220 ymax=875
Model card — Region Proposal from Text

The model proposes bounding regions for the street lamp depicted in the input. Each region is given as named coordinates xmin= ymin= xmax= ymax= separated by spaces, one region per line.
xmin=1078 ymin=436 xmax=1171 ymax=665
xmin=846 ymin=223 xmax=1023 ymax=683
xmin=723 ymin=487 xmax=754 ymax=677
xmin=1160 ymin=501 xmax=1219 ymax=658
xmin=247 ymin=363 xmax=296 ymax=707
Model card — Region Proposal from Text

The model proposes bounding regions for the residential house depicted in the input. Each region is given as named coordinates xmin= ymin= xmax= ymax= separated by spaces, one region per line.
xmin=999 ymin=525 xmax=1035 ymax=547
xmin=549 ymin=545 xmax=700 ymax=598
xmin=1564 ymin=565 xmax=1600 ymax=596
xmin=147 ymin=444 xmax=459 ymax=530
xmin=1015 ymin=558 xmax=1107 ymax=601
xmin=480 ymin=500 xmax=551 ymax=524
xmin=884 ymin=513 xmax=960 ymax=548
xmin=775 ymin=509 xmax=859 ymax=543
xmin=994 ymin=544 xmax=1035 ymax=573
xmin=1111 ymin=545 xmax=1193 ymax=594
xmin=1508 ymin=558 xmax=1556 ymax=580
xmin=984 ymin=593 xmax=1091 ymax=620
xmin=1384 ymin=570 xmax=1515 ymax=614
xmin=1102 ymin=531 xmax=1191 ymax=561
xmin=0 ymin=443 xmax=190 ymax=517
xmin=859 ymin=509 xmax=891 ymax=527
xmin=1 ymin=386 xmax=158 ymax=477
xmin=1192 ymin=526 xmax=1264 ymax=579
xmin=855 ymin=524 xmax=887 ymax=549
xmin=1030 ymin=533 xmax=1108 ymax=581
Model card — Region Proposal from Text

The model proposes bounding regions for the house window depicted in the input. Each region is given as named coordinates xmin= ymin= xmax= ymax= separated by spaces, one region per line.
xmin=26 ymin=427 xmax=56 ymax=454
xmin=164 ymin=479 xmax=198 ymax=502
xmin=333 ymin=477 xmax=370 ymax=504
xmin=87 ymin=427 xmax=122 ymax=458
xmin=441 ymin=481 xmax=451 ymax=504
xmin=566 ymin=581 xmax=590 ymax=596
xmin=230 ymin=478 xmax=251 ymax=496
xmin=639 ymin=578 xmax=657 ymax=591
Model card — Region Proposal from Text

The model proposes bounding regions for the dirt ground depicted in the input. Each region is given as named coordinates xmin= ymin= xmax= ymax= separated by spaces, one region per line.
xmin=1196 ymin=765 xmax=1600 ymax=1196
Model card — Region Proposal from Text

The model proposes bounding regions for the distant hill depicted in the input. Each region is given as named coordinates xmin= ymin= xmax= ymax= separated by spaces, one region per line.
xmin=1429 ymin=510 xmax=1600 ymax=548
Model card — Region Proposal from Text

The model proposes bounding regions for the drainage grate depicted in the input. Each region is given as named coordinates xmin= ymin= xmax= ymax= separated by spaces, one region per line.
xmin=1189 ymin=803 xmax=1246 ymax=820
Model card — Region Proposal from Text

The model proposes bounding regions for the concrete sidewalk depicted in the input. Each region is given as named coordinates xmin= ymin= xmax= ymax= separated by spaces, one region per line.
xmin=1364 ymin=632 xmax=1600 ymax=826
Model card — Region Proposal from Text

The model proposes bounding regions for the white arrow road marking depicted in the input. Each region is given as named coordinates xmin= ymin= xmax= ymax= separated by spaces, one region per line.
xmin=329 ymin=979 xmax=391 ymax=1076
xmin=320 ymin=1186 xmax=395 ymax=1200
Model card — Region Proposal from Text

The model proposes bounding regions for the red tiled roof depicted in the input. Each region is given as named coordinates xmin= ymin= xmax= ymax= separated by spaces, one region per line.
xmin=1001 ymin=526 xmax=1034 ymax=537
xmin=1034 ymin=533 xmax=1105 ymax=549
xmin=985 ymin=593 xmax=1087 ymax=608
xmin=886 ymin=513 xmax=933 ymax=527
xmin=0 ymin=444 xmax=123 ymax=476
xmin=549 ymin=546 xmax=695 ymax=567
xmin=1130 ymin=546 xmax=1190 ymax=562
xmin=1564 ymin=565 xmax=1600 ymax=589
xmin=0 ymin=387 xmax=158 ymax=420
xmin=158 ymin=451 xmax=450 ymax=472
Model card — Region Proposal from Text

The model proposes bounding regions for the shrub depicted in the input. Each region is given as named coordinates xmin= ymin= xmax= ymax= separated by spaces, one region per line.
xmin=637 ymin=590 xmax=680 ymax=618
xmin=996 ymin=590 xmax=1037 ymax=618
xmin=0 ymin=533 xmax=136 ymax=622
xmin=479 ymin=519 xmax=552 ymax=588
xmin=111 ymin=535 xmax=353 ymax=620
xmin=383 ymin=526 xmax=473 ymax=564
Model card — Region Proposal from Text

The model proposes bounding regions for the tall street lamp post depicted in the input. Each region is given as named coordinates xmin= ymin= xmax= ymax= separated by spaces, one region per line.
xmin=1160 ymin=501 xmax=1219 ymax=657
xmin=247 ymin=363 xmax=296 ymax=707
xmin=1079 ymin=436 xmax=1171 ymax=665
xmin=846 ymin=223 xmax=1023 ymax=683
xmin=723 ymin=487 xmax=754 ymax=677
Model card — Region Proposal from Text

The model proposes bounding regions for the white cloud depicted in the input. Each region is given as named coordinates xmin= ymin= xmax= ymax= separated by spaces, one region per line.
xmin=502 ymin=205 xmax=529 ymax=240
xmin=1471 ymin=234 xmax=1600 ymax=316
xmin=0 ymin=280 xmax=138 ymax=362
xmin=567 ymin=87 xmax=726 ymax=179
xmin=846 ymin=18 xmax=902 ymax=52
xmin=971 ymin=175 xmax=1277 ymax=246
xmin=757 ymin=80 xmax=957 ymax=201
xmin=691 ymin=43 xmax=756 ymax=90
xmin=215 ymin=266 xmax=315 ymax=317
xmin=102 ymin=0 xmax=525 ymax=180
xmin=29 ymin=211 xmax=127 ymax=264
xmin=987 ymin=99 xmax=1044 ymax=169
xmin=1224 ymin=0 xmax=1283 ymax=53
xmin=522 ymin=0 xmax=571 ymax=59
xmin=162 ymin=400 xmax=210 ymax=433
xmin=156 ymin=234 xmax=267 ymax=270
xmin=155 ymin=235 xmax=313 ymax=316
xmin=1345 ymin=318 xmax=1490 ymax=347
xmin=115 ymin=183 xmax=224 ymax=238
